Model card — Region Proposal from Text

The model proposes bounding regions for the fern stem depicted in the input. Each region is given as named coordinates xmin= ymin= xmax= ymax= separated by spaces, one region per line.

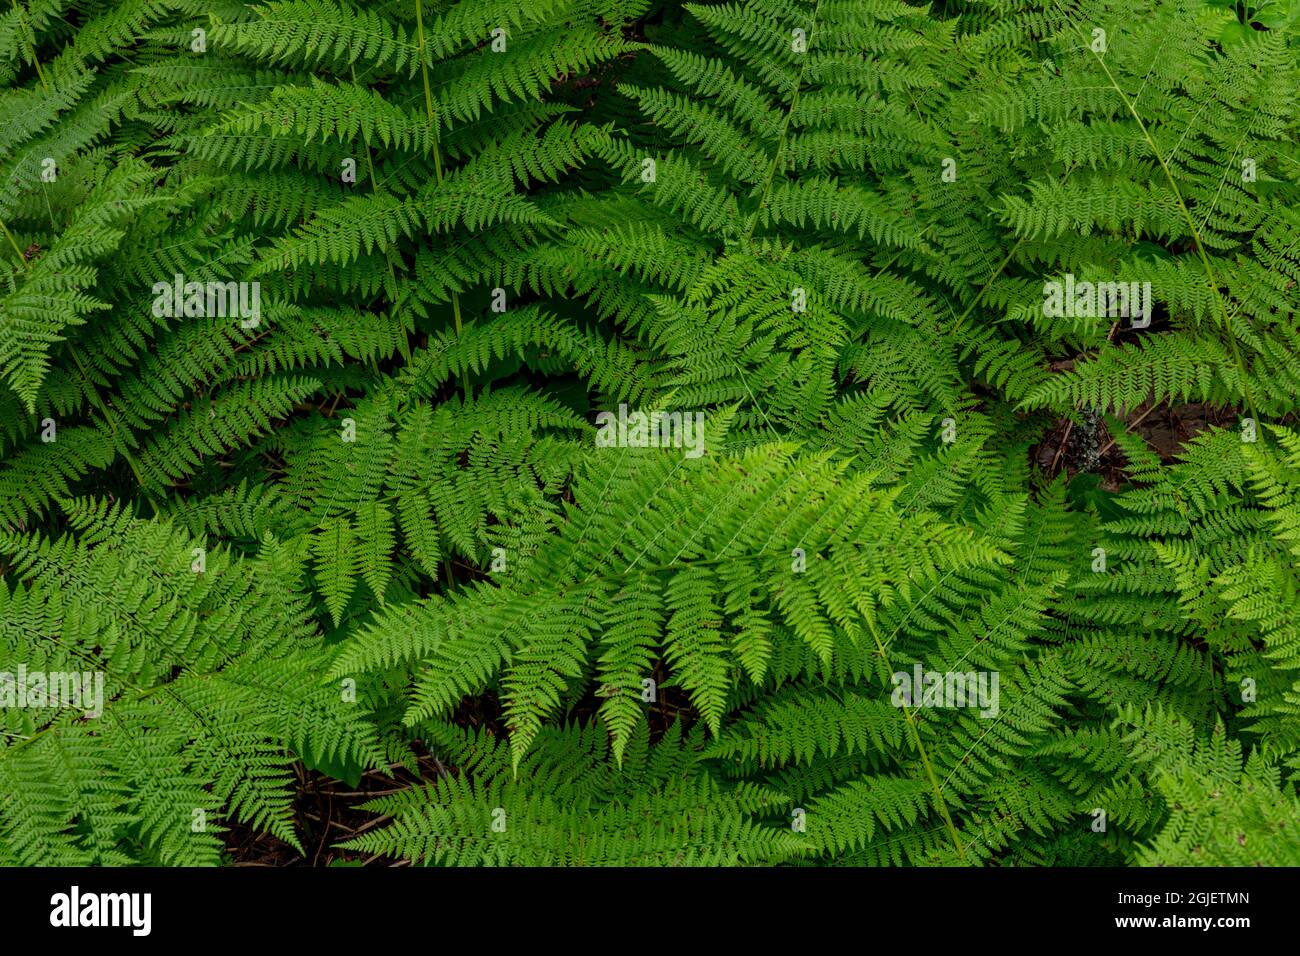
xmin=68 ymin=347 xmax=149 ymax=490
xmin=351 ymin=64 xmax=412 ymax=366
xmin=415 ymin=0 xmax=463 ymax=337
xmin=11 ymin=0 xmax=49 ymax=93
xmin=1065 ymin=6 xmax=1260 ymax=422
xmin=864 ymin=616 xmax=966 ymax=862
xmin=950 ymin=237 xmax=1023 ymax=334
xmin=950 ymin=165 xmax=1074 ymax=335
xmin=0 ymin=216 xmax=27 ymax=270
xmin=742 ymin=0 xmax=822 ymax=242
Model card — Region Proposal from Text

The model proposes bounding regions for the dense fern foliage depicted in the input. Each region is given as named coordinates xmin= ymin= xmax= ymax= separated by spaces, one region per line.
xmin=1 ymin=0 xmax=1297 ymax=866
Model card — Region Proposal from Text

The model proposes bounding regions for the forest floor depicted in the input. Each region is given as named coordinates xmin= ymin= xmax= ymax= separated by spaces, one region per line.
xmin=1034 ymin=400 xmax=1238 ymax=490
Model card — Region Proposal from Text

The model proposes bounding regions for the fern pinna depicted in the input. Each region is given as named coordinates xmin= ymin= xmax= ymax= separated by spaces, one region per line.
xmin=0 ymin=0 xmax=1297 ymax=866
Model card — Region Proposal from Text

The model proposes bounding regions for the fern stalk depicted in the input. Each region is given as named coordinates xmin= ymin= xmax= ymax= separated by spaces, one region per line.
xmin=742 ymin=0 xmax=823 ymax=242
xmin=865 ymin=617 xmax=967 ymax=862
xmin=1063 ymin=4 xmax=1260 ymax=420
xmin=415 ymin=0 xmax=463 ymax=336
xmin=0 ymin=217 xmax=27 ymax=269
xmin=11 ymin=0 xmax=49 ymax=93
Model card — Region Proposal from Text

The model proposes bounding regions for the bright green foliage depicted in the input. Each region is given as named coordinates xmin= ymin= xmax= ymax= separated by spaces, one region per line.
xmin=0 ymin=498 xmax=383 ymax=864
xmin=0 ymin=0 xmax=1297 ymax=867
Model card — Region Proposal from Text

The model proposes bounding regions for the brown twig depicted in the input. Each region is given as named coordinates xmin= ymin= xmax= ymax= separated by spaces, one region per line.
xmin=1049 ymin=419 xmax=1074 ymax=474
